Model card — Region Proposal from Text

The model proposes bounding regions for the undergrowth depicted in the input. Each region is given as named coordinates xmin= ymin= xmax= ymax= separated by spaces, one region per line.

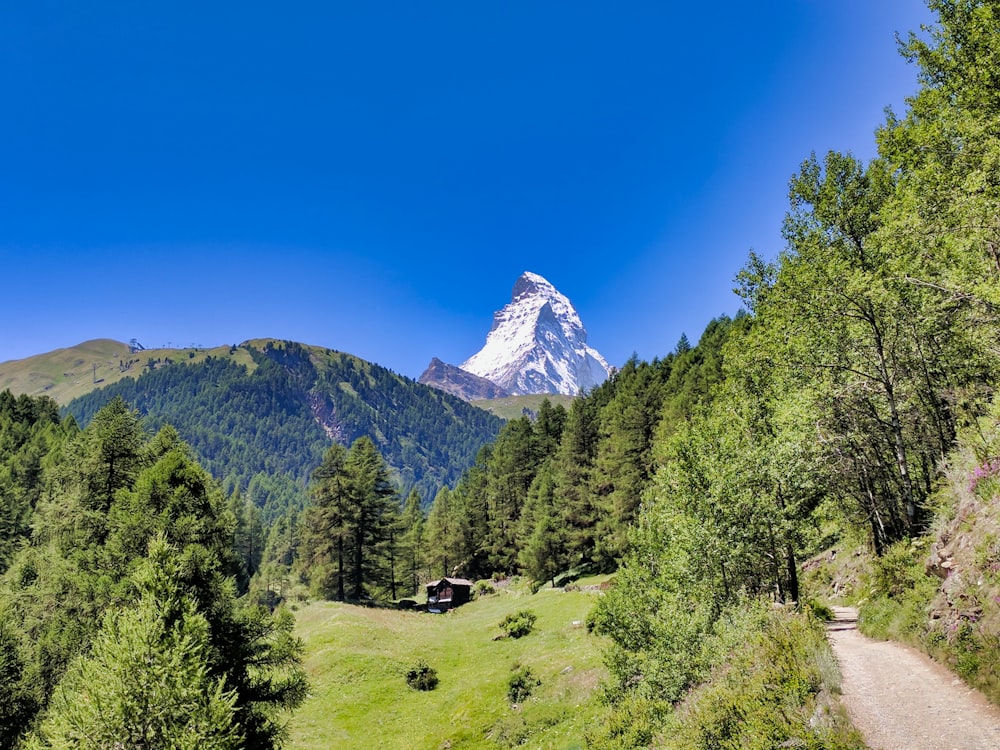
xmin=587 ymin=600 xmax=863 ymax=750
xmin=857 ymin=401 xmax=1000 ymax=706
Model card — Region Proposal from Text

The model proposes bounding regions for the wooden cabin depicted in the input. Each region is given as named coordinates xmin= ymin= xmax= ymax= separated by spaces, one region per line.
xmin=426 ymin=577 xmax=473 ymax=613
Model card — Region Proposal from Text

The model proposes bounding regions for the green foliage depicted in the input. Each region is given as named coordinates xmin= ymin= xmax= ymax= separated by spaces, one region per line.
xmin=506 ymin=663 xmax=539 ymax=704
xmin=297 ymin=437 xmax=400 ymax=601
xmin=404 ymin=660 xmax=439 ymax=691
xmin=0 ymin=603 xmax=39 ymax=750
xmin=658 ymin=604 xmax=865 ymax=750
xmin=1 ymin=399 xmax=307 ymax=750
xmin=397 ymin=488 xmax=425 ymax=598
xmin=806 ymin=599 xmax=836 ymax=622
xmin=472 ymin=579 xmax=495 ymax=597
xmin=65 ymin=341 xmax=503 ymax=524
xmin=27 ymin=537 xmax=241 ymax=749
xmin=0 ymin=391 xmax=74 ymax=574
xmin=517 ymin=463 xmax=565 ymax=586
xmin=498 ymin=609 xmax=537 ymax=639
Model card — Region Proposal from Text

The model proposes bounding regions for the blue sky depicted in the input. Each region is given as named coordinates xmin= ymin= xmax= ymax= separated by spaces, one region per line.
xmin=1 ymin=1 xmax=933 ymax=379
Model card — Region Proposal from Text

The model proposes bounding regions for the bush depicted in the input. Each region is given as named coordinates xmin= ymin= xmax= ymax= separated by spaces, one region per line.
xmin=507 ymin=664 xmax=539 ymax=704
xmin=498 ymin=610 xmax=537 ymax=639
xmin=806 ymin=599 xmax=835 ymax=622
xmin=473 ymin=580 xmax=496 ymax=598
xmin=405 ymin=661 xmax=439 ymax=691
xmin=660 ymin=602 xmax=865 ymax=749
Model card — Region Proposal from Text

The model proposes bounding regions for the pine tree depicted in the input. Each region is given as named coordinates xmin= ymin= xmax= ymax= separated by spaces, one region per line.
xmin=343 ymin=437 xmax=398 ymax=600
xmin=299 ymin=443 xmax=350 ymax=600
xmin=518 ymin=463 xmax=565 ymax=586
xmin=27 ymin=537 xmax=241 ymax=749
xmin=398 ymin=489 xmax=425 ymax=597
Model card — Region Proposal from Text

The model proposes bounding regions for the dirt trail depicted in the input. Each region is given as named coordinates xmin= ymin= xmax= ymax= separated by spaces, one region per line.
xmin=827 ymin=607 xmax=1000 ymax=749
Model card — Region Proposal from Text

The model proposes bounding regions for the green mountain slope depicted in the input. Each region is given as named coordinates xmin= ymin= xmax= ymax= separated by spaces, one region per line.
xmin=0 ymin=339 xmax=253 ymax=404
xmin=471 ymin=393 xmax=576 ymax=420
xmin=57 ymin=339 xmax=502 ymax=518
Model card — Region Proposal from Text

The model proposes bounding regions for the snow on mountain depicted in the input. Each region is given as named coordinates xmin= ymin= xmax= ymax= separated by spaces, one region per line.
xmin=460 ymin=271 xmax=611 ymax=396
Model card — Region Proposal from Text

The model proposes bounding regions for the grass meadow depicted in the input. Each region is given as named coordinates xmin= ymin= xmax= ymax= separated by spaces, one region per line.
xmin=287 ymin=578 xmax=611 ymax=749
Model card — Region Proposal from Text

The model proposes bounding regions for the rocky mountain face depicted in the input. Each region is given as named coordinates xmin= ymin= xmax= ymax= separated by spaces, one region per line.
xmin=418 ymin=357 xmax=510 ymax=401
xmin=420 ymin=272 xmax=611 ymax=398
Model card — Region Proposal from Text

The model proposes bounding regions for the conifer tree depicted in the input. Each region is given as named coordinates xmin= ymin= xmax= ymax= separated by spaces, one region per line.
xmin=299 ymin=443 xmax=350 ymax=600
xmin=553 ymin=397 xmax=602 ymax=566
xmin=4 ymin=400 xmax=307 ymax=749
xmin=0 ymin=603 xmax=38 ymax=750
xmin=424 ymin=486 xmax=462 ymax=578
xmin=27 ymin=537 xmax=241 ymax=750
xmin=398 ymin=489 xmax=425 ymax=597
xmin=343 ymin=436 xmax=398 ymax=600
xmin=518 ymin=463 xmax=565 ymax=586
xmin=484 ymin=417 xmax=541 ymax=572
xmin=591 ymin=358 xmax=668 ymax=565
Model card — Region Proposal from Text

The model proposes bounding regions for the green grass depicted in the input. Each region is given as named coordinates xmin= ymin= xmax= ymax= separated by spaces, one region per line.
xmin=471 ymin=394 xmax=576 ymax=421
xmin=0 ymin=339 xmax=257 ymax=404
xmin=286 ymin=582 xmax=609 ymax=749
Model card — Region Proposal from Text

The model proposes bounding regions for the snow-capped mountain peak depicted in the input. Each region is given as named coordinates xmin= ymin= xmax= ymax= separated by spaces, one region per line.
xmin=459 ymin=271 xmax=610 ymax=396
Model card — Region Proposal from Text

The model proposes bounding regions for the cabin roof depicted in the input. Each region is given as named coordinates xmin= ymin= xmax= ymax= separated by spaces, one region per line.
xmin=426 ymin=577 xmax=473 ymax=588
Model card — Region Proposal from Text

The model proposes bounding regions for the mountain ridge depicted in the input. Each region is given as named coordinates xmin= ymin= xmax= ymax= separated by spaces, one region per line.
xmin=421 ymin=271 xmax=611 ymax=399
xmin=0 ymin=339 xmax=504 ymax=517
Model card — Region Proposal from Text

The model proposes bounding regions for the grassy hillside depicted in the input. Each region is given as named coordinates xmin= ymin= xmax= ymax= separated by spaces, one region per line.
xmin=0 ymin=339 xmax=256 ymax=404
xmin=287 ymin=578 xmax=610 ymax=750
xmin=472 ymin=393 xmax=575 ymax=420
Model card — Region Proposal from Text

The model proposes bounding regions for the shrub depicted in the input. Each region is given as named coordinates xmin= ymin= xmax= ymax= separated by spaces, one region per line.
xmin=405 ymin=661 xmax=439 ymax=691
xmin=660 ymin=602 xmax=865 ymax=749
xmin=507 ymin=664 xmax=539 ymax=704
xmin=498 ymin=610 xmax=537 ymax=639
xmin=806 ymin=599 xmax=835 ymax=622
xmin=473 ymin=580 xmax=496 ymax=598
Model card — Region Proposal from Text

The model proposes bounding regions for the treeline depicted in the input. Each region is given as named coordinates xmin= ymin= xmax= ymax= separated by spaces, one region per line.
xmin=65 ymin=340 xmax=503 ymax=523
xmin=258 ymin=318 xmax=739 ymax=608
xmin=0 ymin=395 xmax=306 ymax=749
xmin=402 ymin=315 xmax=741 ymax=585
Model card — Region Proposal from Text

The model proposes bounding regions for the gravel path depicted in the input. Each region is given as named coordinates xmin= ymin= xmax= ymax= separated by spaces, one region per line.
xmin=827 ymin=607 xmax=1000 ymax=750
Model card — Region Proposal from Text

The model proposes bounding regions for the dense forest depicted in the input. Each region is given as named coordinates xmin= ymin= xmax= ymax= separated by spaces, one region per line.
xmin=65 ymin=340 xmax=503 ymax=522
xmin=0 ymin=395 xmax=306 ymax=748
xmin=1 ymin=2 xmax=999 ymax=747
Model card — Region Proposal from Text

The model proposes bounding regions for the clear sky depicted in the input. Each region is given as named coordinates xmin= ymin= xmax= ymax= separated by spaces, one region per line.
xmin=1 ymin=1 xmax=933 ymax=379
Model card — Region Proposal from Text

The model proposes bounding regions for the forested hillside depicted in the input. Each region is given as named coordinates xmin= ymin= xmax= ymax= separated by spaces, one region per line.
xmin=414 ymin=315 xmax=740 ymax=584
xmin=0 ymin=396 xmax=306 ymax=748
xmin=64 ymin=340 xmax=503 ymax=521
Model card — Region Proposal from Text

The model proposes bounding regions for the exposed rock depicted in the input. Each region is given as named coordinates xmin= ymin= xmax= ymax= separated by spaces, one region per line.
xmin=460 ymin=271 xmax=611 ymax=396
xmin=418 ymin=358 xmax=510 ymax=401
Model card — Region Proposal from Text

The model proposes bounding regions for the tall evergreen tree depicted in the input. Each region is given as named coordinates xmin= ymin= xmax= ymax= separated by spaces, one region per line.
xmin=553 ymin=396 xmax=602 ymax=566
xmin=343 ymin=437 xmax=398 ymax=600
xmin=299 ymin=443 xmax=351 ymax=600
xmin=298 ymin=437 xmax=399 ymax=600
xmin=484 ymin=417 xmax=542 ymax=572
xmin=518 ymin=463 xmax=565 ymax=587
xmin=2 ymin=400 xmax=307 ymax=749
xmin=591 ymin=358 xmax=669 ymax=565
xmin=398 ymin=489 xmax=425 ymax=597
xmin=27 ymin=537 xmax=241 ymax=750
